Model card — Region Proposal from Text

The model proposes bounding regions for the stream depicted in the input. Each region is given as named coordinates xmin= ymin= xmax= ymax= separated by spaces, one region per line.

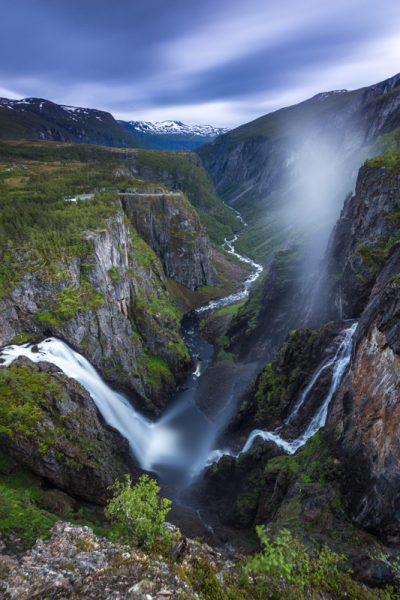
xmin=0 ymin=214 xmax=263 ymax=487
xmin=0 ymin=210 xmax=357 ymax=491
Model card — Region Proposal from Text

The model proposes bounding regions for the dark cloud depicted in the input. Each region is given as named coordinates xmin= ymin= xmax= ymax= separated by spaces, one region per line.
xmin=1 ymin=0 xmax=400 ymax=125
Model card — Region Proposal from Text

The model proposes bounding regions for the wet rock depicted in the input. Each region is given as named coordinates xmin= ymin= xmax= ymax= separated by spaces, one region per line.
xmin=329 ymin=247 xmax=400 ymax=542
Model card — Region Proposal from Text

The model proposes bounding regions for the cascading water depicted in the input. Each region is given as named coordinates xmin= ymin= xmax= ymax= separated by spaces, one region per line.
xmin=0 ymin=209 xmax=264 ymax=486
xmin=209 ymin=322 xmax=357 ymax=462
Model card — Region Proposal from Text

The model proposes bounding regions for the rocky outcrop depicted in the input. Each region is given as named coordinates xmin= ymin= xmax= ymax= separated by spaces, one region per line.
xmin=0 ymin=207 xmax=191 ymax=412
xmin=329 ymin=245 xmax=400 ymax=542
xmin=0 ymin=357 xmax=140 ymax=504
xmin=231 ymin=322 xmax=344 ymax=436
xmin=198 ymin=73 xmax=400 ymax=237
xmin=121 ymin=188 xmax=218 ymax=290
xmin=0 ymin=521 xmax=238 ymax=599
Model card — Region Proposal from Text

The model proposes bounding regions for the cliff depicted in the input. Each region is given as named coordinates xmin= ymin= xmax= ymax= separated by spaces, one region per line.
xmin=0 ymin=357 xmax=140 ymax=504
xmin=329 ymin=246 xmax=400 ymax=543
xmin=0 ymin=204 xmax=193 ymax=412
xmin=121 ymin=188 xmax=218 ymax=290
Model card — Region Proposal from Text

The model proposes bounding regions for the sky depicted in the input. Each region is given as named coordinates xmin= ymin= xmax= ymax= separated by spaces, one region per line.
xmin=1 ymin=0 xmax=400 ymax=127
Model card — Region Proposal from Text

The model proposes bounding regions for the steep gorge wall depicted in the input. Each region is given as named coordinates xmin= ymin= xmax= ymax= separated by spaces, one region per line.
xmin=121 ymin=189 xmax=218 ymax=290
xmin=0 ymin=192 xmax=219 ymax=413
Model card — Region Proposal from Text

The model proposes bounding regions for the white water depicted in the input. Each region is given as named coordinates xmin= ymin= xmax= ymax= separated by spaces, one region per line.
xmin=196 ymin=212 xmax=263 ymax=315
xmin=213 ymin=322 xmax=357 ymax=459
xmin=0 ymin=210 xmax=263 ymax=483
xmin=0 ymin=205 xmax=354 ymax=483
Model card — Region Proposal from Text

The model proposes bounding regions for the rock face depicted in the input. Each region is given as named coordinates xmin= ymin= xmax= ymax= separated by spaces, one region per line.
xmin=198 ymin=73 xmax=400 ymax=240
xmin=308 ymin=164 xmax=400 ymax=324
xmin=329 ymin=245 xmax=400 ymax=542
xmin=121 ymin=188 xmax=218 ymax=290
xmin=204 ymin=157 xmax=400 ymax=549
xmin=227 ymin=245 xmax=305 ymax=364
xmin=0 ymin=205 xmax=192 ymax=412
xmin=231 ymin=323 xmax=344 ymax=436
xmin=0 ymin=357 xmax=140 ymax=504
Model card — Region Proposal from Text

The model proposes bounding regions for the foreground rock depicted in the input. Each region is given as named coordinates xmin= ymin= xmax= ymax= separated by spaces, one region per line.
xmin=0 ymin=521 xmax=236 ymax=599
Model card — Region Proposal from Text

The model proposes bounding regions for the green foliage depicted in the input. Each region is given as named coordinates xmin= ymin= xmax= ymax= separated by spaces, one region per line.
xmin=246 ymin=527 xmax=396 ymax=599
xmin=105 ymin=474 xmax=171 ymax=548
xmin=0 ymin=366 xmax=61 ymax=439
xmin=0 ymin=456 xmax=110 ymax=548
xmin=365 ymin=150 xmax=400 ymax=172
xmin=49 ymin=280 xmax=104 ymax=323
xmin=0 ymin=478 xmax=57 ymax=546
xmin=246 ymin=527 xmax=313 ymax=589
xmin=140 ymin=354 xmax=173 ymax=391
xmin=241 ymin=324 xmax=335 ymax=427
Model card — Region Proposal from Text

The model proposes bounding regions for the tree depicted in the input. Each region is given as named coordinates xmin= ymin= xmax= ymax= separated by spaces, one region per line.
xmin=105 ymin=474 xmax=171 ymax=548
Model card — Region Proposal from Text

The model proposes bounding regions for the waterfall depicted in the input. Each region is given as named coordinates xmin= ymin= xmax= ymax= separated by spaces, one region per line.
xmin=0 ymin=338 xmax=182 ymax=473
xmin=210 ymin=322 xmax=357 ymax=460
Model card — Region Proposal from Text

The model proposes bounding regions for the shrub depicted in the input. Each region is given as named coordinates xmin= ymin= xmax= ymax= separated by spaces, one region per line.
xmin=245 ymin=527 xmax=396 ymax=599
xmin=104 ymin=474 xmax=171 ymax=548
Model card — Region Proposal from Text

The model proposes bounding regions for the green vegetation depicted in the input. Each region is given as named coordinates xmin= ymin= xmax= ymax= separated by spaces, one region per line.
xmin=134 ymin=149 xmax=239 ymax=243
xmin=37 ymin=280 xmax=104 ymax=326
xmin=0 ymin=453 xmax=108 ymax=548
xmin=365 ymin=150 xmax=400 ymax=172
xmin=245 ymin=527 xmax=396 ymax=599
xmin=238 ymin=325 xmax=334 ymax=427
xmin=105 ymin=474 xmax=171 ymax=548
xmin=357 ymin=209 xmax=400 ymax=276
xmin=0 ymin=366 xmax=62 ymax=440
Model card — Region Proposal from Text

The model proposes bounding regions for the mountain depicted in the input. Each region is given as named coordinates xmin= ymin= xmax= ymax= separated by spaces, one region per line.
xmin=0 ymin=97 xmax=139 ymax=147
xmin=198 ymin=72 xmax=400 ymax=264
xmin=119 ymin=119 xmax=228 ymax=150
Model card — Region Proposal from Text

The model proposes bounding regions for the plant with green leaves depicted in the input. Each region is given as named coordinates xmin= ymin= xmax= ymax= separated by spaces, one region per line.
xmin=246 ymin=527 xmax=312 ymax=589
xmin=105 ymin=474 xmax=171 ymax=548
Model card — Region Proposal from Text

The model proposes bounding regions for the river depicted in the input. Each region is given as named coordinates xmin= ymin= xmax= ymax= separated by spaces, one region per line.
xmin=0 ymin=213 xmax=264 ymax=487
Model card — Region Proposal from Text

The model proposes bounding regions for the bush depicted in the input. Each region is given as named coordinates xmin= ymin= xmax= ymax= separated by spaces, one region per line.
xmin=245 ymin=527 xmax=396 ymax=599
xmin=104 ymin=474 xmax=171 ymax=548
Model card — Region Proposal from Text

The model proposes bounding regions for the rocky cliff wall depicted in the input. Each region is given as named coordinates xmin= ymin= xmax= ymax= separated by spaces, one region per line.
xmin=121 ymin=188 xmax=218 ymax=290
xmin=0 ymin=205 xmax=193 ymax=413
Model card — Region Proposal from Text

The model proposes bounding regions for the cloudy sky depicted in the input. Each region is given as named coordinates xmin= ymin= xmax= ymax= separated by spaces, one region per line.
xmin=1 ymin=0 xmax=400 ymax=127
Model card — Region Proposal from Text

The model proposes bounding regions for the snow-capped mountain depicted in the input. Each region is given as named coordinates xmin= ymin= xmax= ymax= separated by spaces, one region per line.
xmin=0 ymin=97 xmax=139 ymax=147
xmin=118 ymin=120 xmax=229 ymax=150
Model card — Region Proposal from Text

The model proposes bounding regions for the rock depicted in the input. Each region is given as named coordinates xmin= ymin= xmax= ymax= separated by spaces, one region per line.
xmin=0 ymin=207 xmax=192 ymax=413
xmin=0 ymin=521 xmax=238 ymax=599
xmin=0 ymin=357 xmax=141 ymax=504
xmin=121 ymin=188 xmax=218 ymax=290
xmin=329 ymin=246 xmax=400 ymax=542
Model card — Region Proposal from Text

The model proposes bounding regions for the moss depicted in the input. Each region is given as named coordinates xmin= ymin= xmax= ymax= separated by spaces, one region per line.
xmin=8 ymin=332 xmax=32 ymax=344
xmin=139 ymin=353 xmax=173 ymax=391
xmin=0 ymin=366 xmax=62 ymax=441
xmin=241 ymin=324 xmax=335 ymax=427
xmin=365 ymin=150 xmax=400 ymax=173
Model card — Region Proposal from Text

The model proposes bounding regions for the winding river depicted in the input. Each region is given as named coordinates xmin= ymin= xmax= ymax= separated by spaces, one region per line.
xmin=0 ymin=213 xmax=263 ymax=486
xmin=0 ymin=208 xmax=357 ymax=488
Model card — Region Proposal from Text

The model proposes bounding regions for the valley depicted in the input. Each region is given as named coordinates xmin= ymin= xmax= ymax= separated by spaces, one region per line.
xmin=0 ymin=73 xmax=400 ymax=599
